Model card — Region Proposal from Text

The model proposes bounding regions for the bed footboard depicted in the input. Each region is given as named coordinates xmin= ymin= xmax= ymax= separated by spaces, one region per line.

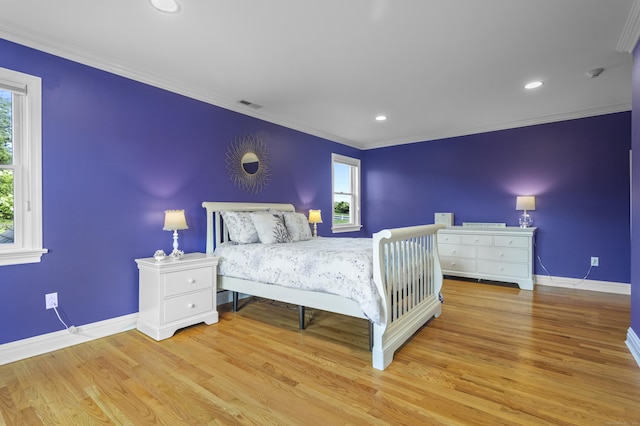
xmin=371 ymin=223 xmax=445 ymax=370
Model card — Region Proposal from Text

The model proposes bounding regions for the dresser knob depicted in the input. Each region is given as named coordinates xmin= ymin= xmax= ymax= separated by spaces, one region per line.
xmin=187 ymin=278 xmax=195 ymax=284
xmin=187 ymin=303 xmax=195 ymax=308
xmin=500 ymin=252 xmax=504 ymax=257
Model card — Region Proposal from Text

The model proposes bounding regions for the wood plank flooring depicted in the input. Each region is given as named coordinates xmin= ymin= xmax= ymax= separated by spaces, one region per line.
xmin=1 ymin=279 xmax=639 ymax=425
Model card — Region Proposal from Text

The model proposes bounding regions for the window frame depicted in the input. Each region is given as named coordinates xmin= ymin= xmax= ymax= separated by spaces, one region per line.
xmin=0 ymin=67 xmax=46 ymax=266
xmin=331 ymin=153 xmax=362 ymax=233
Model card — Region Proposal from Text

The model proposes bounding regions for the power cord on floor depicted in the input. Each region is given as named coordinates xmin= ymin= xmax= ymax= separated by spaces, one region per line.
xmin=53 ymin=306 xmax=78 ymax=334
xmin=535 ymin=240 xmax=593 ymax=286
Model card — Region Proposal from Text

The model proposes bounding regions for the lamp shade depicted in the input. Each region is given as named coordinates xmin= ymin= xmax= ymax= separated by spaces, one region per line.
xmin=308 ymin=209 xmax=323 ymax=224
xmin=516 ymin=196 xmax=536 ymax=211
xmin=163 ymin=209 xmax=188 ymax=230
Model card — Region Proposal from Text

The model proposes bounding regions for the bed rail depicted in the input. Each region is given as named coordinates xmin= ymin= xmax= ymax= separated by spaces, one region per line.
xmin=371 ymin=223 xmax=445 ymax=369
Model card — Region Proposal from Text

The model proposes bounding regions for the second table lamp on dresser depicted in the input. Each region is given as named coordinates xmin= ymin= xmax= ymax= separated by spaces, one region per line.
xmin=516 ymin=196 xmax=535 ymax=228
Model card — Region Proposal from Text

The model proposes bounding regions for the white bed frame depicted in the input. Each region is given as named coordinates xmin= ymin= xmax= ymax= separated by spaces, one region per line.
xmin=202 ymin=201 xmax=444 ymax=370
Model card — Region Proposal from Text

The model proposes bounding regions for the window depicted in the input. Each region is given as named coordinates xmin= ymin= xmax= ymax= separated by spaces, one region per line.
xmin=332 ymin=153 xmax=362 ymax=233
xmin=0 ymin=67 xmax=46 ymax=266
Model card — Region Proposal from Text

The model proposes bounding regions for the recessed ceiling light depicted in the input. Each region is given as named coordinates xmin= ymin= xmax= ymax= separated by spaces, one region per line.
xmin=375 ymin=115 xmax=387 ymax=121
xmin=149 ymin=0 xmax=181 ymax=13
xmin=524 ymin=81 xmax=543 ymax=90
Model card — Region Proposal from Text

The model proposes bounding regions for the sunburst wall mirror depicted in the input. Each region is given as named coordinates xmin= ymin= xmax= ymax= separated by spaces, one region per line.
xmin=225 ymin=135 xmax=271 ymax=194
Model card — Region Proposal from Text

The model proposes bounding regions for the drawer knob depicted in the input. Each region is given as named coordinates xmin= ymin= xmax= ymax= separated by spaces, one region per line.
xmin=187 ymin=303 xmax=195 ymax=308
xmin=187 ymin=278 xmax=195 ymax=284
xmin=500 ymin=252 xmax=504 ymax=257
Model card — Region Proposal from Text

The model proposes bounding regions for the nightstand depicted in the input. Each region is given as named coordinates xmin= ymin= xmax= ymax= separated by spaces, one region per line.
xmin=135 ymin=252 xmax=219 ymax=340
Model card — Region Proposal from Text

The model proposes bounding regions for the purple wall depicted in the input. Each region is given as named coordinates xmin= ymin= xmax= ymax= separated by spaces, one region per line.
xmin=0 ymin=37 xmax=633 ymax=347
xmin=631 ymin=44 xmax=640 ymax=333
xmin=363 ymin=113 xmax=631 ymax=284
xmin=0 ymin=38 xmax=359 ymax=344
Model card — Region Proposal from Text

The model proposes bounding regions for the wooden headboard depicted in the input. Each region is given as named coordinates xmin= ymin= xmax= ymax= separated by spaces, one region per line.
xmin=201 ymin=202 xmax=296 ymax=254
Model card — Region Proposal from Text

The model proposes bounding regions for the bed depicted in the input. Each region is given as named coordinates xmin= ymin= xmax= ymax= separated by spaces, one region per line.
xmin=202 ymin=201 xmax=445 ymax=370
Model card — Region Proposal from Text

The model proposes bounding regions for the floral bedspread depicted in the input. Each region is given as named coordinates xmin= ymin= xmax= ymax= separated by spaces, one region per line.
xmin=214 ymin=238 xmax=382 ymax=324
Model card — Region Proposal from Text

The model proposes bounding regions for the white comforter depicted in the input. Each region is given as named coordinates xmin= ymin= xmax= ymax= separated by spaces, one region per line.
xmin=214 ymin=238 xmax=382 ymax=324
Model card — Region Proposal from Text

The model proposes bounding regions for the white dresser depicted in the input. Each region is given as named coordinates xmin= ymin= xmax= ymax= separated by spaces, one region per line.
xmin=437 ymin=227 xmax=537 ymax=290
xmin=135 ymin=252 xmax=219 ymax=340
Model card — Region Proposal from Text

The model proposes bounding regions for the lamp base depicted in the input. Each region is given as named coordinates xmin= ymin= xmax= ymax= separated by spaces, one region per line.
xmin=170 ymin=249 xmax=184 ymax=259
xmin=519 ymin=212 xmax=533 ymax=228
xmin=170 ymin=230 xmax=183 ymax=258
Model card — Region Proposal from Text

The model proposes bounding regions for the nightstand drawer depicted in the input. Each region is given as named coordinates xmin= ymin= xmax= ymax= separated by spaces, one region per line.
xmin=164 ymin=289 xmax=214 ymax=323
xmin=164 ymin=267 xmax=213 ymax=297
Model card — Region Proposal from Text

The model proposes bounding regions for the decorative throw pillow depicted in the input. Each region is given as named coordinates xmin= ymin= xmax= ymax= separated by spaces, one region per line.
xmin=250 ymin=212 xmax=291 ymax=244
xmin=283 ymin=212 xmax=312 ymax=242
xmin=221 ymin=211 xmax=259 ymax=244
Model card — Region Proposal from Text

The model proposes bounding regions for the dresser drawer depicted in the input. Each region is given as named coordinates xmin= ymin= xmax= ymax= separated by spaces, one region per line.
xmin=164 ymin=266 xmax=214 ymax=297
xmin=441 ymin=256 xmax=476 ymax=273
xmin=461 ymin=234 xmax=493 ymax=246
xmin=438 ymin=233 xmax=461 ymax=244
xmin=477 ymin=246 xmax=528 ymax=262
xmin=494 ymin=235 xmax=529 ymax=248
xmin=477 ymin=260 xmax=528 ymax=278
xmin=439 ymin=244 xmax=476 ymax=258
xmin=164 ymin=289 xmax=214 ymax=323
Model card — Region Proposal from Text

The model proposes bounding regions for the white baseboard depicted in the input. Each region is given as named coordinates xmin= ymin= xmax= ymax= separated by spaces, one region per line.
xmin=0 ymin=293 xmax=251 ymax=366
xmin=0 ymin=313 xmax=138 ymax=366
xmin=626 ymin=328 xmax=640 ymax=368
xmin=535 ymin=275 xmax=631 ymax=295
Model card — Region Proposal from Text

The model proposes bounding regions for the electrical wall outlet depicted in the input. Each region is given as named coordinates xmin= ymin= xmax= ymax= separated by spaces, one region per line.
xmin=591 ymin=257 xmax=599 ymax=267
xmin=45 ymin=292 xmax=58 ymax=309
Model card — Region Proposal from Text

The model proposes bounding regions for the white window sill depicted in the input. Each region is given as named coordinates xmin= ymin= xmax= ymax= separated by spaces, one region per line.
xmin=0 ymin=248 xmax=48 ymax=266
xmin=332 ymin=225 xmax=363 ymax=234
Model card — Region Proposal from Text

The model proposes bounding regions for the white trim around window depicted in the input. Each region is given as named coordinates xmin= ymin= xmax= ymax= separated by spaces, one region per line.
xmin=0 ymin=67 xmax=47 ymax=266
xmin=331 ymin=153 xmax=362 ymax=233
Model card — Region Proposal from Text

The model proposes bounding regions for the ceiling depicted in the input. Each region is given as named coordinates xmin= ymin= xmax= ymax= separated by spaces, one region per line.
xmin=0 ymin=0 xmax=637 ymax=149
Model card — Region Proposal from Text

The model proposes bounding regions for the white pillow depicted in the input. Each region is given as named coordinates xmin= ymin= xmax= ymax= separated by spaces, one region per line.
xmin=283 ymin=212 xmax=312 ymax=242
xmin=221 ymin=211 xmax=259 ymax=244
xmin=250 ymin=212 xmax=291 ymax=244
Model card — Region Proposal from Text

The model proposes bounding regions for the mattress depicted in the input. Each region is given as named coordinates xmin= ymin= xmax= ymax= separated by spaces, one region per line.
xmin=214 ymin=238 xmax=382 ymax=324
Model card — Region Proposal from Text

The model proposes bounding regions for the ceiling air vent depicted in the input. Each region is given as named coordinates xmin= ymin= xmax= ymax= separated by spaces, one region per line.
xmin=238 ymin=99 xmax=262 ymax=109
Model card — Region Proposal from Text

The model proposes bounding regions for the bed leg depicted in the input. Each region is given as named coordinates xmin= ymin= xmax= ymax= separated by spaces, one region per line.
xmin=232 ymin=291 xmax=238 ymax=312
xmin=369 ymin=322 xmax=374 ymax=351
xmin=299 ymin=306 xmax=305 ymax=330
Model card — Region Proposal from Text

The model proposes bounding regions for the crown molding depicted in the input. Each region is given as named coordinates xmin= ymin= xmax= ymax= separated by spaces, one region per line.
xmin=363 ymin=103 xmax=632 ymax=150
xmin=0 ymin=23 xmax=632 ymax=151
xmin=618 ymin=0 xmax=640 ymax=52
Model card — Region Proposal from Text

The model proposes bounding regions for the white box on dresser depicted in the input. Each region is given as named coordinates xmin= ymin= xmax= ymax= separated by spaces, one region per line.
xmin=135 ymin=252 xmax=219 ymax=340
xmin=437 ymin=226 xmax=537 ymax=290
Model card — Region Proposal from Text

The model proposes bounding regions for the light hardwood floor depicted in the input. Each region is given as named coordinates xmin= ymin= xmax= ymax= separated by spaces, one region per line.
xmin=1 ymin=279 xmax=639 ymax=425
